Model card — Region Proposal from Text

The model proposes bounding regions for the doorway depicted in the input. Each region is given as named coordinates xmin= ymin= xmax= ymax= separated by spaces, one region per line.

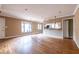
xmin=63 ymin=19 xmax=73 ymax=39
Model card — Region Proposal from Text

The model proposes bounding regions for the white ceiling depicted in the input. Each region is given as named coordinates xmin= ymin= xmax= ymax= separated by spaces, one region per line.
xmin=0 ymin=4 xmax=77 ymax=22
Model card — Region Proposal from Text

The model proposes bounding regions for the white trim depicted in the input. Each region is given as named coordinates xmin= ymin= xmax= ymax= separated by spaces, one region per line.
xmin=0 ymin=35 xmax=21 ymax=39
xmin=73 ymin=5 xmax=79 ymax=15
xmin=73 ymin=38 xmax=79 ymax=48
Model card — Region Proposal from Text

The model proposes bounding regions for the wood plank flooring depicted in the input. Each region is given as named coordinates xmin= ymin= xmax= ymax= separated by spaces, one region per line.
xmin=0 ymin=34 xmax=79 ymax=54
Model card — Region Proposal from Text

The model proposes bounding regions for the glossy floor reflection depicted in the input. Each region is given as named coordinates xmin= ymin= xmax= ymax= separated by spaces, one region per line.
xmin=0 ymin=34 xmax=79 ymax=54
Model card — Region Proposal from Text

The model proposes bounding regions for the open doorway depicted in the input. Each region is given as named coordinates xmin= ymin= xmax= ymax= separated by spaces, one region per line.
xmin=63 ymin=19 xmax=73 ymax=39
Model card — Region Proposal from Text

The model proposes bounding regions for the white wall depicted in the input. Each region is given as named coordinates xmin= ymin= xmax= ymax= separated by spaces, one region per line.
xmin=0 ymin=17 xmax=5 ymax=38
xmin=73 ymin=5 xmax=79 ymax=48
xmin=0 ymin=4 xmax=2 ymax=9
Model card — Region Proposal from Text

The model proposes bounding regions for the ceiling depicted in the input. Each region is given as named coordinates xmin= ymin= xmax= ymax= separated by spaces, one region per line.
xmin=0 ymin=4 xmax=77 ymax=22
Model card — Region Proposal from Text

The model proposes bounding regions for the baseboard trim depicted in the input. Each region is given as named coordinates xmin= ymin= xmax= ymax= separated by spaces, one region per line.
xmin=73 ymin=39 xmax=79 ymax=48
xmin=0 ymin=33 xmax=42 ymax=39
xmin=0 ymin=35 xmax=23 ymax=39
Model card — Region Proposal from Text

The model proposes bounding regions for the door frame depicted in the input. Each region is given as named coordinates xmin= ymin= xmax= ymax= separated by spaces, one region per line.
xmin=63 ymin=19 xmax=73 ymax=39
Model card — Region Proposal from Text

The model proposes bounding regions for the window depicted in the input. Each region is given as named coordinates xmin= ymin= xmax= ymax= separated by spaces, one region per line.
xmin=49 ymin=23 xmax=55 ymax=28
xmin=45 ymin=23 xmax=55 ymax=29
xmin=44 ymin=22 xmax=62 ymax=29
xmin=21 ymin=22 xmax=32 ymax=32
xmin=21 ymin=22 xmax=25 ymax=32
xmin=55 ymin=22 xmax=61 ymax=29
xmin=52 ymin=23 xmax=55 ymax=28
xmin=38 ymin=24 xmax=42 ymax=30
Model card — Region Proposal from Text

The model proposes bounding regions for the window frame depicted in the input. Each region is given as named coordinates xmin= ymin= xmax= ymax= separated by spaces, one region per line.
xmin=38 ymin=24 xmax=42 ymax=30
xmin=21 ymin=21 xmax=32 ymax=33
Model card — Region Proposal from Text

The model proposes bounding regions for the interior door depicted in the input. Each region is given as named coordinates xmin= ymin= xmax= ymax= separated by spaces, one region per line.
xmin=0 ymin=17 xmax=5 ymax=38
xmin=63 ymin=20 xmax=69 ymax=38
xmin=63 ymin=19 xmax=73 ymax=39
xmin=68 ymin=19 xmax=73 ymax=38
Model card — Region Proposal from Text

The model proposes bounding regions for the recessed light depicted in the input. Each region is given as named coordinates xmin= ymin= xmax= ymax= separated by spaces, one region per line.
xmin=25 ymin=9 xmax=28 ymax=11
xmin=59 ymin=11 xmax=62 ymax=14
xmin=54 ymin=16 xmax=56 ymax=18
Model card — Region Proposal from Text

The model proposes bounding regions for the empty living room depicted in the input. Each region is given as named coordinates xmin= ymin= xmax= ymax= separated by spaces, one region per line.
xmin=0 ymin=4 xmax=79 ymax=54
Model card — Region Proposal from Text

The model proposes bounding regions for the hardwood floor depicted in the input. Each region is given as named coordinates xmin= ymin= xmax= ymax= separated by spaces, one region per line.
xmin=0 ymin=34 xmax=79 ymax=54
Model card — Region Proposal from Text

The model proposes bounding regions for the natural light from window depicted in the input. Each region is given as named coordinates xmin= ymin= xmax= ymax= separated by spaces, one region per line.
xmin=21 ymin=22 xmax=32 ymax=33
xmin=38 ymin=24 xmax=42 ymax=30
